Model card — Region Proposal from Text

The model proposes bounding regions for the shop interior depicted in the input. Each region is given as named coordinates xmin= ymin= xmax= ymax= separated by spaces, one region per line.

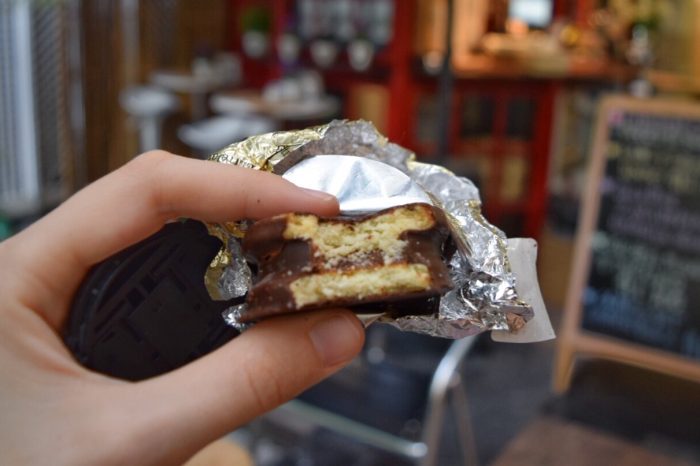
xmin=1 ymin=0 xmax=700 ymax=465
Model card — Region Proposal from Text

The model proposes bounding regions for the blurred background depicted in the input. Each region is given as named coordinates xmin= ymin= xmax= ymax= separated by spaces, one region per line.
xmin=1 ymin=0 xmax=700 ymax=465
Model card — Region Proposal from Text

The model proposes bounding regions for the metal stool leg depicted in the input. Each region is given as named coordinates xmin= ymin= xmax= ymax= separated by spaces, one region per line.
xmin=420 ymin=336 xmax=477 ymax=466
xmin=452 ymin=378 xmax=480 ymax=466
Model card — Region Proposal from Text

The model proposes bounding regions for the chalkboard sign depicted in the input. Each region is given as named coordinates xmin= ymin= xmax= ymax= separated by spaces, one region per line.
xmin=555 ymin=96 xmax=700 ymax=392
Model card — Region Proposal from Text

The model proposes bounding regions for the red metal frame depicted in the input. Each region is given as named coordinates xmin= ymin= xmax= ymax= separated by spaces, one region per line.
xmin=385 ymin=0 xmax=417 ymax=148
xmin=228 ymin=0 xmax=287 ymax=88
xmin=526 ymin=81 xmax=556 ymax=239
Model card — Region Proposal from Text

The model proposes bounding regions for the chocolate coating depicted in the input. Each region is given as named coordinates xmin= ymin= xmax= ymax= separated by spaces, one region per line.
xmin=241 ymin=203 xmax=454 ymax=322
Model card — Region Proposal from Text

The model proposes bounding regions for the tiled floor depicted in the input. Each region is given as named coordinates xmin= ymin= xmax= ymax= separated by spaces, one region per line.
xmin=493 ymin=416 xmax=697 ymax=466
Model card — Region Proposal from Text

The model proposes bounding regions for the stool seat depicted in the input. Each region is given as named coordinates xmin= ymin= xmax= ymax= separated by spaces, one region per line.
xmin=120 ymin=85 xmax=179 ymax=118
xmin=178 ymin=115 xmax=276 ymax=155
xmin=120 ymin=85 xmax=179 ymax=153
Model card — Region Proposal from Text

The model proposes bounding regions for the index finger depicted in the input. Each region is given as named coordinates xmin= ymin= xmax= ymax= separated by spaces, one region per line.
xmin=6 ymin=151 xmax=338 ymax=328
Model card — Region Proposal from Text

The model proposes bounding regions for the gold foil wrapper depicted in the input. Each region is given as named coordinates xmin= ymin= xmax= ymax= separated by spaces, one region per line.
xmin=204 ymin=121 xmax=336 ymax=300
xmin=209 ymin=125 xmax=330 ymax=170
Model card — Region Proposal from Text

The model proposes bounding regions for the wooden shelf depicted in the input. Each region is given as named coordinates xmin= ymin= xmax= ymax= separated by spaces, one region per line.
xmin=647 ymin=69 xmax=700 ymax=95
xmin=452 ymin=52 xmax=638 ymax=83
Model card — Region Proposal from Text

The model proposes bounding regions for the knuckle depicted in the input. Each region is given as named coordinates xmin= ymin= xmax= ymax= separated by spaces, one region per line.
xmin=241 ymin=355 xmax=287 ymax=413
xmin=0 ymin=241 xmax=15 ymax=296
xmin=135 ymin=149 xmax=172 ymax=166
xmin=125 ymin=150 xmax=172 ymax=181
xmin=124 ymin=150 xmax=175 ymax=215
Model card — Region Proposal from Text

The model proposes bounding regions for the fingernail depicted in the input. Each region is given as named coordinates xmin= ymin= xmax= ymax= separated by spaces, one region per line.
xmin=300 ymin=187 xmax=335 ymax=202
xmin=309 ymin=314 xmax=362 ymax=367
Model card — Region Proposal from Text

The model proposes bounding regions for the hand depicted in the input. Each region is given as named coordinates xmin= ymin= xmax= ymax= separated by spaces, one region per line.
xmin=0 ymin=151 xmax=365 ymax=465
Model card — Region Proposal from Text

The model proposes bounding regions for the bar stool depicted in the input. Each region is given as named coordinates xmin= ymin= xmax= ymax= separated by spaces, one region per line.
xmin=119 ymin=85 xmax=179 ymax=153
xmin=178 ymin=115 xmax=277 ymax=157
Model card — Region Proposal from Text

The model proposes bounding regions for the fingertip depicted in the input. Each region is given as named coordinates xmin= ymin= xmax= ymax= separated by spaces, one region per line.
xmin=296 ymin=187 xmax=340 ymax=216
xmin=298 ymin=187 xmax=336 ymax=202
xmin=308 ymin=310 xmax=365 ymax=367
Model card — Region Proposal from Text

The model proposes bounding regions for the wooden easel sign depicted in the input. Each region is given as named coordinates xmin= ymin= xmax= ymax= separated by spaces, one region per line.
xmin=554 ymin=95 xmax=700 ymax=392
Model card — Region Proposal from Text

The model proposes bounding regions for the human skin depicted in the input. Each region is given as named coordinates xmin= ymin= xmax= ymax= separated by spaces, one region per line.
xmin=0 ymin=151 xmax=365 ymax=465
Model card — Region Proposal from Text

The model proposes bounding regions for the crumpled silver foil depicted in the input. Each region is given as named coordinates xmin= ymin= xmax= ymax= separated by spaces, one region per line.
xmin=222 ymin=303 xmax=254 ymax=332
xmin=211 ymin=120 xmax=534 ymax=339
xmin=218 ymin=238 xmax=251 ymax=298
xmin=388 ymin=161 xmax=533 ymax=338
xmin=283 ymin=155 xmax=432 ymax=213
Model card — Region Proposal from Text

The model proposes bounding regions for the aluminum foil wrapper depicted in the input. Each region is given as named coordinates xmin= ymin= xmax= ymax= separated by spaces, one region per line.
xmin=208 ymin=120 xmax=551 ymax=340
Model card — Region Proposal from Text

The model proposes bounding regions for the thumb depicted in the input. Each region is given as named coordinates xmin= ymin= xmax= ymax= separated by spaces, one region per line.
xmin=121 ymin=309 xmax=364 ymax=464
